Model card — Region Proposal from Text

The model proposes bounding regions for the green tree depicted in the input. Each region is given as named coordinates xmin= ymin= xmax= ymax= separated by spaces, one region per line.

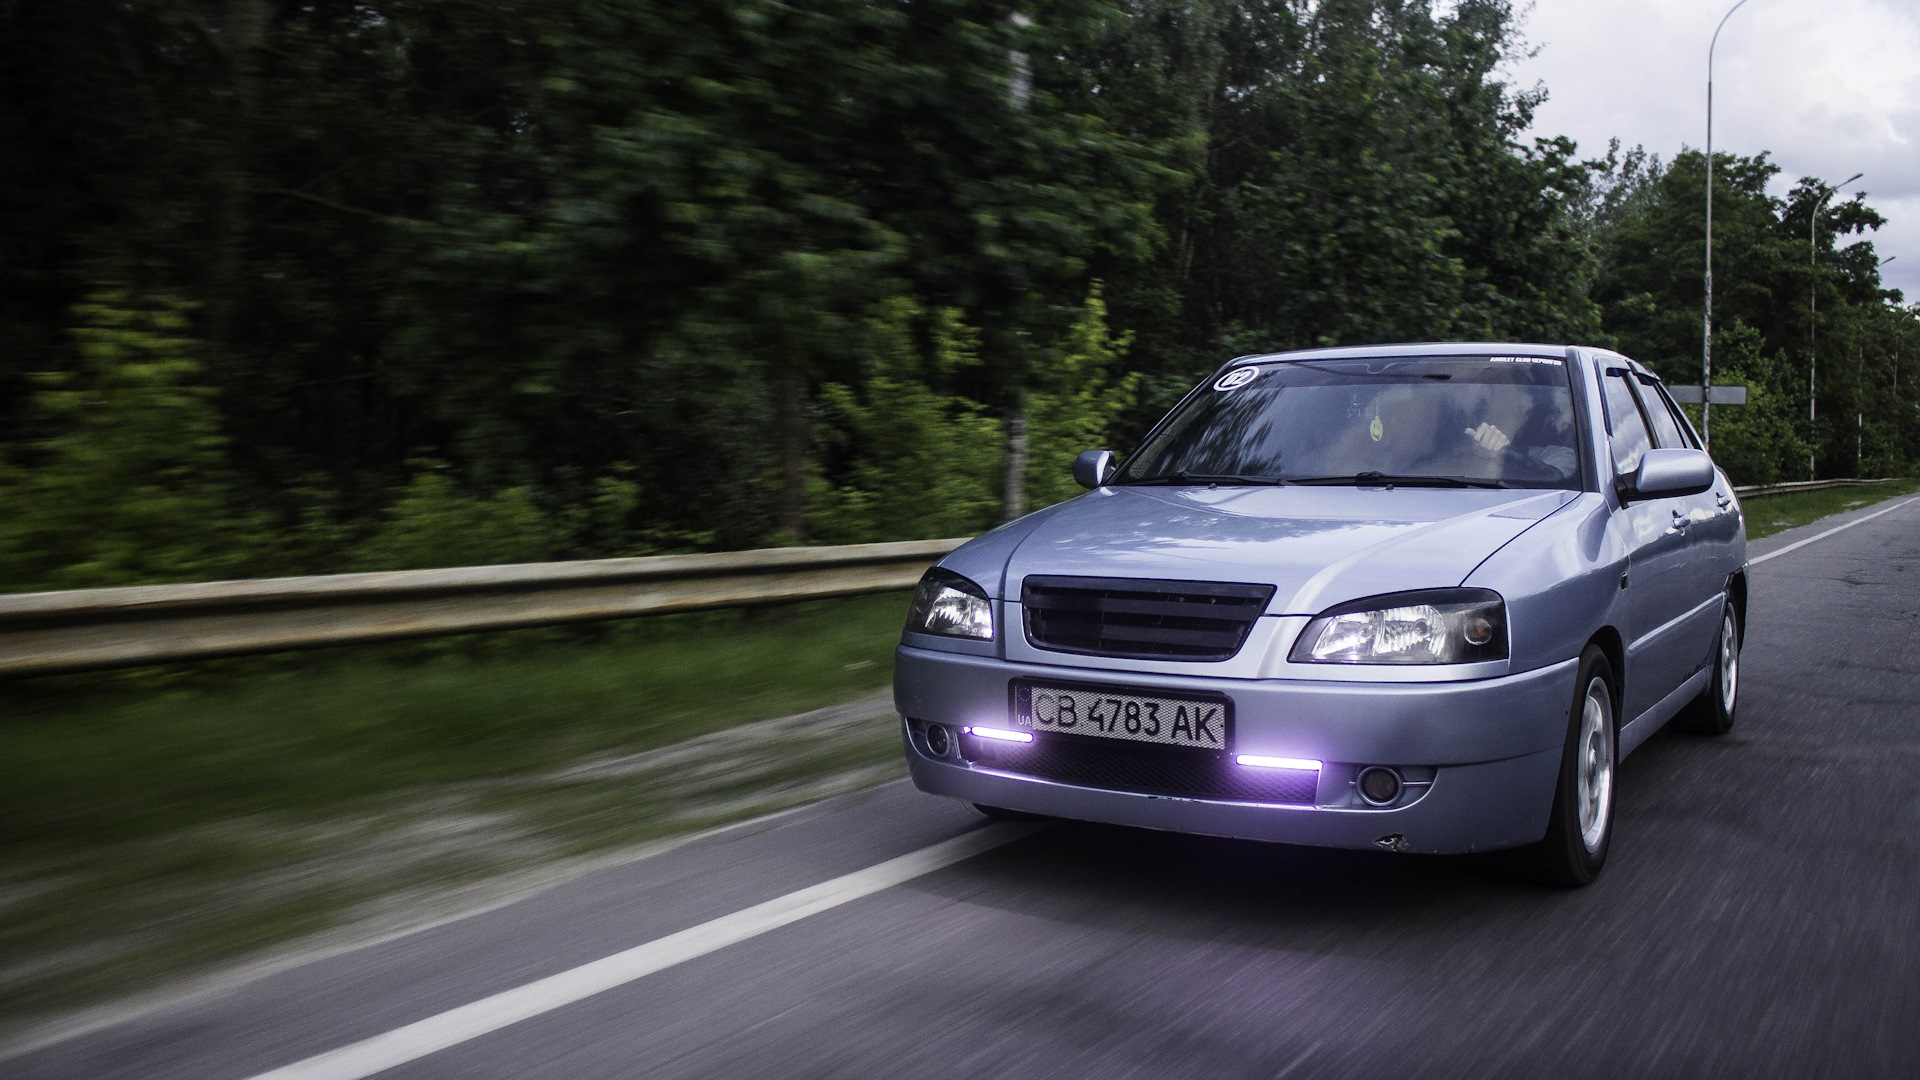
xmin=3 ymin=0 xmax=1909 ymax=576
xmin=1589 ymin=149 xmax=1900 ymax=480
xmin=0 ymin=293 xmax=259 ymax=591
xmin=1024 ymin=283 xmax=1141 ymax=509
xmin=353 ymin=463 xmax=553 ymax=572
xmin=1077 ymin=0 xmax=1601 ymax=448
xmin=809 ymin=299 xmax=1003 ymax=543
xmin=1687 ymin=324 xmax=1811 ymax=486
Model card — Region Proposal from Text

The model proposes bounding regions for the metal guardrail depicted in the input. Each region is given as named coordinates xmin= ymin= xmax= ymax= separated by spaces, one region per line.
xmin=2 ymin=476 xmax=1906 ymax=677
xmin=0 ymin=539 xmax=965 ymax=677
xmin=1731 ymin=478 xmax=1901 ymax=499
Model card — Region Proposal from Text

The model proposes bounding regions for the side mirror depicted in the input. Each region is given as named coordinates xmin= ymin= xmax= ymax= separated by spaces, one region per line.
xmin=1073 ymin=449 xmax=1116 ymax=489
xmin=1621 ymin=448 xmax=1715 ymax=503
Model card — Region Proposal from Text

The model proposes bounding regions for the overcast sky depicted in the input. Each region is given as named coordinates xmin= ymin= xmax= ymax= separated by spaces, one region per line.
xmin=1502 ymin=0 xmax=1919 ymax=301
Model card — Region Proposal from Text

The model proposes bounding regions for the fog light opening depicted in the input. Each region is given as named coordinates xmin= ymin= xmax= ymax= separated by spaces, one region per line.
xmin=923 ymin=723 xmax=952 ymax=757
xmin=1357 ymin=766 xmax=1403 ymax=806
xmin=964 ymin=725 xmax=1034 ymax=745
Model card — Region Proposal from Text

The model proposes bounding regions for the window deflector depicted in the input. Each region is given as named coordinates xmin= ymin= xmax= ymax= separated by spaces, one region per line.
xmin=1601 ymin=370 xmax=1653 ymax=479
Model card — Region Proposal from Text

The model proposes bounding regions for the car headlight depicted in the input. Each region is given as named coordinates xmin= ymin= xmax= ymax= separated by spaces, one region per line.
xmin=1290 ymin=588 xmax=1506 ymax=665
xmin=905 ymin=568 xmax=994 ymax=640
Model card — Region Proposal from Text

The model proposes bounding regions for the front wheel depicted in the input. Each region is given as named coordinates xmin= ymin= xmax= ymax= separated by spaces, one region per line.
xmin=1673 ymin=599 xmax=1740 ymax=736
xmin=1528 ymin=646 xmax=1617 ymax=887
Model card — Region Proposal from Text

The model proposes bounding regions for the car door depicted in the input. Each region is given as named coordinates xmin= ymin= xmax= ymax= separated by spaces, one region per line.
xmin=1647 ymin=377 xmax=1743 ymax=587
xmin=1634 ymin=373 xmax=1726 ymax=681
xmin=1600 ymin=366 xmax=1696 ymax=722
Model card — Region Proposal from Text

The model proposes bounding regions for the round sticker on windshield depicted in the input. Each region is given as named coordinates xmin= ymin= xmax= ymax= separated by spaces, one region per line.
xmin=1213 ymin=367 xmax=1260 ymax=392
xmin=1370 ymin=416 xmax=1384 ymax=441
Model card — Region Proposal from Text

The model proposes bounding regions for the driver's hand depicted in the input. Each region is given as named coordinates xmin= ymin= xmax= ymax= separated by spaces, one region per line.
xmin=1465 ymin=422 xmax=1511 ymax=453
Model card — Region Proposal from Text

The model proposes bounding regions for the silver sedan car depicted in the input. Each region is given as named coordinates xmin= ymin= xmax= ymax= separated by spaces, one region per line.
xmin=896 ymin=343 xmax=1745 ymax=885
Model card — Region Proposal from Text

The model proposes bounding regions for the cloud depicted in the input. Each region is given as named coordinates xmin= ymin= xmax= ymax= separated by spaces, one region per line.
xmin=1505 ymin=0 xmax=1919 ymax=297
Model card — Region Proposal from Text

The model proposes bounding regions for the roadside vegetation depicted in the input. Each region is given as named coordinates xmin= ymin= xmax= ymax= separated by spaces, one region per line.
xmin=1742 ymin=480 xmax=1920 ymax=540
xmin=0 ymin=593 xmax=909 ymax=1023
xmin=4 ymin=2 xmax=1915 ymax=598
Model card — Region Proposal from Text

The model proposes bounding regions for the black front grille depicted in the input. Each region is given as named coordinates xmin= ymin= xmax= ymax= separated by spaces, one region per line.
xmin=1022 ymin=576 xmax=1275 ymax=661
xmin=961 ymin=732 xmax=1318 ymax=805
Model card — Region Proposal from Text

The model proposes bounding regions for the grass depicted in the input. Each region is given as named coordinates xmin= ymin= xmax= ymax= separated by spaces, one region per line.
xmin=1741 ymin=478 xmax=1920 ymax=540
xmin=0 ymin=593 xmax=913 ymax=1025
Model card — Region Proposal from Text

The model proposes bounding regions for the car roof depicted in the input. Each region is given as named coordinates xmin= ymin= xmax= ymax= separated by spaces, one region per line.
xmin=1224 ymin=342 xmax=1573 ymax=366
xmin=1221 ymin=342 xmax=1653 ymax=378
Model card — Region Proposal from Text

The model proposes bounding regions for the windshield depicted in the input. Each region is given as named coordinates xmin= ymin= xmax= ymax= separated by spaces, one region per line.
xmin=1117 ymin=356 xmax=1583 ymax=489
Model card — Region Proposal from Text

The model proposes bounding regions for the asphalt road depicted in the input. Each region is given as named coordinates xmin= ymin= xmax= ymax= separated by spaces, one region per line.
xmin=9 ymin=497 xmax=1920 ymax=1080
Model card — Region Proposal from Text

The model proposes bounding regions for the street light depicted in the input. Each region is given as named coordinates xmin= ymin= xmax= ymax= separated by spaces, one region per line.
xmin=1809 ymin=171 xmax=1864 ymax=479
xmin=1702 ymin=0 xmax=1754 ymax=448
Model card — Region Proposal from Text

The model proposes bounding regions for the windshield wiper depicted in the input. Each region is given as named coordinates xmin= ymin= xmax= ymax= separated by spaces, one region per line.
xmin=1119 ymin=472 xmax=1289 ymax=487
xmin=1288 ymin=472 xmax=1512 ymax=489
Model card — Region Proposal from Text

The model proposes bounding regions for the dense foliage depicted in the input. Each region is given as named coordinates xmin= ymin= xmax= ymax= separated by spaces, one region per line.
xmin=1 ymin=0 xmax=1912 ymax=590
xmin=1585 ymin=147 xmax=1911 ymax=483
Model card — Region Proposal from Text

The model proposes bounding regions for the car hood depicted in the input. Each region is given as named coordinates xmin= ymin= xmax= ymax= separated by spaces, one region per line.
xmin=1000 ymin=485 xmax=1578 ymax=615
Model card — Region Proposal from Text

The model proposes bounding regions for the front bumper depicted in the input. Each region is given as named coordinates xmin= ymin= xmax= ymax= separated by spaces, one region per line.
xmin=895 ymin=644 xmax=1580 ymax=854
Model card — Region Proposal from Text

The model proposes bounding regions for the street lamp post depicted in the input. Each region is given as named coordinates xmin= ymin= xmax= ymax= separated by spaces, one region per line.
xmin=1809 ymin=171 xmax=1863 ymax=479
xmin=1703 ymin=0 xmax=1753 ymax=448
xmin=1883 ymin=256 xmax=1898 ymax=392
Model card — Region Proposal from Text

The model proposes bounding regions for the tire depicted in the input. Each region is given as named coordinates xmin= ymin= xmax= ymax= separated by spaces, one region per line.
xmin=1529 ymin=645 xmax=1617 ymax=887
xmin=1672 ymin=599 xmax=1740 ymax=736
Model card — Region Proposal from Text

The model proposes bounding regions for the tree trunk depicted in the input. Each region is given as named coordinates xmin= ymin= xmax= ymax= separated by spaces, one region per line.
xmin=207 ymin=0 xmax=274 ymax=350
xmin=1002 ymin=395 xmax=1027 ymax=523
xmin=776 ymin=365 xmax=807 ymax=538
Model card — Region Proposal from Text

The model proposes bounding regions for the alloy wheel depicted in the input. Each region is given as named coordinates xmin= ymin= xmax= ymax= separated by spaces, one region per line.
xmin=1719 ymin=611 xmax=1739 ymax=715
xmin=1576 ymin=676 xmax=1615 ymax=854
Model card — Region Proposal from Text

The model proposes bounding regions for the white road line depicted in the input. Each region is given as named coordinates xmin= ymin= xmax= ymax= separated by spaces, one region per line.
xmin=244 ymin=822 xmax=1039 ymax=1080
xmin=1749 ymin=497 xmax=1920 ymax=567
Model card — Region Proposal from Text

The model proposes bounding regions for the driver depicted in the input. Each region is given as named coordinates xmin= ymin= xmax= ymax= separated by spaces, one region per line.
xmin=1465 ymin=421 xmax=1511 ymax=453
xmin=1468 ymin=418 xmax=1578 ymax=479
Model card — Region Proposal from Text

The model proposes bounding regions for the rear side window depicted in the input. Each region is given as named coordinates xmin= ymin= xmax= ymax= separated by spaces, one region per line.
xmin=1635 ymin=375 xmax=1688 ymax=449
xmin=1602 ymin=371 xmax=1651 ymax=476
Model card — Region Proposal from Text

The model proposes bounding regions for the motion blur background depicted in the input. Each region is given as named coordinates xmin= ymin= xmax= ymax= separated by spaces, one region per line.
xmin=2 ymin=0 xmax=1919 ymax=1035
xmin=0 ymin=0 xmax=1914 ymax=593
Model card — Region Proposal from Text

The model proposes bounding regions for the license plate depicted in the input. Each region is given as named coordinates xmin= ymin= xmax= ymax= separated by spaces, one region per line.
xmin=1012 ymin=681 xmax=1230 ymax=750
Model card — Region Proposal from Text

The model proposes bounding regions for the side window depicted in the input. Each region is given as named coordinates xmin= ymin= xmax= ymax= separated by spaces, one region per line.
xmin=1635 ymin=375 xmax=1688 ymax=449
xmin=1651 ymin=382 xmax=1703 ymax=449
xmin=1602 ymin=371 xmax=1652 ymax=476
